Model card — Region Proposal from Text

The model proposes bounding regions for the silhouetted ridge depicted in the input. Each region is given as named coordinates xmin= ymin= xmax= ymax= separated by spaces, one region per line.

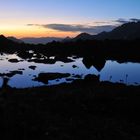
xmin=21 ymin=37 xmax=63 ymax=44
xmin=7 ymin=36 xmax=23 ymax=43
xmin=0 ymin=35 xmax=11 ymax=43
xmin=74 ymin=22 xmax=140 ymax=41
xmin=73 ymin=33 xmax=93 ymax=41
xmin=95 ymin=22 xmax=140 ymax=40
xmin=0 ymin=34 xmax=23 ymax=52
xmin=62 ymin=36 xmax=71 ymax=42
xmin=0 ymin=34 xmax=7 ymax=40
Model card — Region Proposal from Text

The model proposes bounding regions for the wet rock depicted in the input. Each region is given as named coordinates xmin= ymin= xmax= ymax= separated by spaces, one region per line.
xmin=18 ymin=68 xmax=25 ymax=71
xmin=8 ymin=59 xmax=20 ymax=63
xmin=73 ymin=75 xmax=82 ymax=79
xmin=34 ymin=73 xmax=71 ymax=84
xmin=55 ymin=56 xmax=74 ymax=63
xmin=0 ymin=70 xmax=23 ymax=77
xmin=28 ymin=59 xmax=56 ymax=64
xmin=72 ymin=65 xmax=78 ymax=68
xmin=17 ymin=51 xmax=33 ymax=59
xmin=28 ymin=56 xmax=74 ymax=64
xmin=66 ymin=78 xmax=74 ymax=81
xmin=29 ymin=66 xmax=37 ymax=70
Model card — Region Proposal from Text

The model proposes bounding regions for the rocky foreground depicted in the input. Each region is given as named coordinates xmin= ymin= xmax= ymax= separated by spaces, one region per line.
xmin=0 ymin=77 xmax=140 ymax=139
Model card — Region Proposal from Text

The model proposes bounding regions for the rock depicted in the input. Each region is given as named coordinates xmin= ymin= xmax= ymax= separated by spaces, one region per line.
xmin=0 ymin=70 xmax=23 ymax=77
xmin=29 ymin=66 xmax=37 ymax=70
xmin=72 ymin=65 xmax=78 ymax=68
xmin=34 ymin=73 xmax=71 ymax=84
xmin=66 ymin=78 xmax=74 ymax=81
xmin=73 ymin=75 xmax=82 ymax=79
xmin=28 ymin=59 xmax=56 ymax=64
xmin=8 ymin=59 xmax=19 ymax=63
xmin=55 ymin=56 xmax=74 ymax=63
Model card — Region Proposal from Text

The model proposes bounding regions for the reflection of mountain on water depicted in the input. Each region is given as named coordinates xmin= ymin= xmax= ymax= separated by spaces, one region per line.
xmin=82 ymin=57 xmax=106 ymax=72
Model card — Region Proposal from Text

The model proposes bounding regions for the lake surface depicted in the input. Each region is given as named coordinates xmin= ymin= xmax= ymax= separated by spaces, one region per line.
xmin=0 ymin=53 xmax=140 ymax=88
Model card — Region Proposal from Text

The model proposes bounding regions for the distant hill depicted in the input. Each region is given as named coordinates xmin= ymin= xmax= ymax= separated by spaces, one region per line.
xmin=21 ymin=37 xmax=63 ymax=44
xmin=73 ymin=33 xmax=93 ymax=41
xmin=62 ymin=36 xmax=72 ymax=42
xmin=74 ymin=22 xmax=140 ymax=41
xmin=0 ymin=35 xmax=13 ymax=44
xmin=1 ymin=21 xmax=140 ymax=48
xmin=7 ymin=36 xmax=23 ymax=43
xmin=0 ymin=35 xmax=21 ymax=52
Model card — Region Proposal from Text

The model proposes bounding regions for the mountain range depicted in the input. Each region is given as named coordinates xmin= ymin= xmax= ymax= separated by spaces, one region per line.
xmin=7 ymin=37 xmax=23 ymax=43
xmin=74 ymin=21 xmax=140 ymax=41
xmin=2 ymin=21 xmax=140 ymax=44
xmin=20 ymin=37 xmax=63 ymax=44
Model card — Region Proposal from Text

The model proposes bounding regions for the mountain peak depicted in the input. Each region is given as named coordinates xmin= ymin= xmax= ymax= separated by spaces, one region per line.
xmin=0 ymin=35 xmax=6 ymax=39
xmin=73 ymin=22 xmax=140 ymax=41
xmin=73 ymin=32 xmax=93 ymax=41
xmin=21 ymin=37 xmax=63 ymax=44
xmin=62 ymin=36 xmax=71 ymax=42
xmin=7 ymin=36 xmax=23 ymax=43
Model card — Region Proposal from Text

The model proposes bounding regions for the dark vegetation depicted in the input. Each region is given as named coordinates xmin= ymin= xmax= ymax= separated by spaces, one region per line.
xmin=1 ymin=77 xmax=140 ymax=139
xmin=1 ymin=38 xmax=140 ymax=65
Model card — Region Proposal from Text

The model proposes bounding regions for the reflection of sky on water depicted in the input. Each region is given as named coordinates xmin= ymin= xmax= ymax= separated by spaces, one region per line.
xmin=0 ymin=77 xmax=3 ymax=87
xmin=0 ymin=54 xmax=140 ymax=88
xmin=100 ymin=61 xmax=140 ymax=85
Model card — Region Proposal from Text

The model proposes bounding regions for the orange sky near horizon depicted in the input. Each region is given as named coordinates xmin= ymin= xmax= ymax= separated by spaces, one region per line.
xmin=0 ymin=24 xmax=78 ymax=38
xmin=1 ymin=0 xmax=140 ymax=38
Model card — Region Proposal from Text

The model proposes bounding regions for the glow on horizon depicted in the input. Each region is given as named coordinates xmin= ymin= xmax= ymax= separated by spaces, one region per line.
xmin=0 ymin=0 xmax=140 ymax=38
xmin=0 ymin=24 xmax=78 ymax=38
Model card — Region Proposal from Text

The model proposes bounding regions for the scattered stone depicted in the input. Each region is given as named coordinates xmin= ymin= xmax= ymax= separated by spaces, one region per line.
xmin=28 ymin=59 xmax=56 ymax=64
xmin=18 ymin=68 xmax=25 ymax=71
xmin=0 ymin=70 xmax=23 ymax=77
xmin=8 ymin=59 xmax=19 ymax=63
xmin=72 ymin=65 xmax=78 ymax=68
xmin=29 ymin=65 xmax=37 ymax=70
xmin=34 ymin=73 xmax=71 ymax=84
xmin=66 ymin=78 xmax=74 ymax=81
xmin=55 ymin=56 xmax=74 ymax=63
xmin=73 ymin=75 xmax=82 ymax=79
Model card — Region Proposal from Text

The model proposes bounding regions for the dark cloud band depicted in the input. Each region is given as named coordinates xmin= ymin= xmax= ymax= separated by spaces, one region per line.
xmin=27 ymin=18 xmax=140 ymax=34
xmin=28 ymin=23 xmax=115 ymax=34
xmin=114 ymin=18 xmax=140 ymax=24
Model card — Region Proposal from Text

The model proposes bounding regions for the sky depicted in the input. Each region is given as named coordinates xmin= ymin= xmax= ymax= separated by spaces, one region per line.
xmin=0 ymin=0 xmax=140 ymax=38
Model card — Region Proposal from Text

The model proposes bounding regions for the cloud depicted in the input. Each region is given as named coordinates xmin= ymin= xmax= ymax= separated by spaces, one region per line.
xmin=114 ymin=18 xmax=129 ymax=24
xmin=27 ymin=24 xmax=40 ymax=26
xmin=28 ymin=18 xmax=140 ymax=34
xmin=114 ymin=18 xmax=140 ymax=24
xmin=130 ymin=18 xmax=140 ymax=22
xmin=27 ymin=23 xmax=116 ymax=34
